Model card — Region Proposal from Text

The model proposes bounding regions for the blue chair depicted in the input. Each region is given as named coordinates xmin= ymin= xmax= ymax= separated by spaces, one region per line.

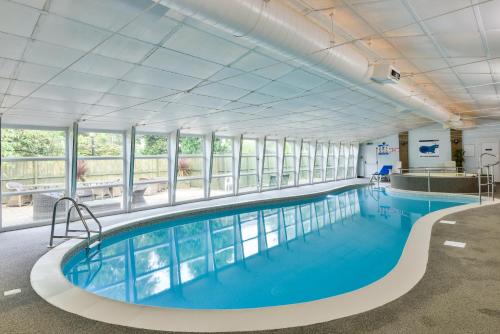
xmin=370 ymin=165 xmax=393 ymax=183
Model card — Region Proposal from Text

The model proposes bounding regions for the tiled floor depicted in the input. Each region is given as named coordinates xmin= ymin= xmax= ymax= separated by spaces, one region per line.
xmin=1 ymin=180 xmax=500 ymax=333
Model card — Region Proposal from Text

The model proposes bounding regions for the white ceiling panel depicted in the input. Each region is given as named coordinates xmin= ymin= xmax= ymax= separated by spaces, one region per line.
xmin=175 ymin=93 xmax=229 ymax=109
xmin=124 ymin=65 xmax=201 ymax=90
xmin=352 ymin=0 xmax=415 ymax=31
xmin=110 ymin=81 xmax=178 ymax=100
xmin=0 ymin=59 xmax=18 ymax=77
xmin=70 ymin=54 xmax=134 ymax=79
xmin=253 ymin=62 xmax=296 ymax=80
xmin=278 ymin=69 xmax=327 ymax=90
xmin=0 ymin=0 xmax=39 ymax=37
xmin=51 ymin=70 xmax=117 ymax=92
xmin=12 ymin=0 xmax=46 ymax=10
xmin=163 ymin=25 xmax=249 ymax=65
xmin=23 ymin=40 xmax=85 ymax=67
xmin=219 ymin=73 xmax=270 ymax=91
xmin=9 ymin=80 xmax=39 ymax=96
xmin=98 ymin=93 xmax=146 ymax=108
xmin=13 ymin=96 xmax=90 ymax=114
xmin=93 ymin=35 xmax=154 ymax=63
xmin=0 ymin=32 xmax=28 ymax=59
xmin=49 ymin=0 xmax=148 ymax=31
xmin=32 ymin=84 xmax=102 ymax=104
xmin=143 ymin=47 xmax=223 ymax=79
xmin=257 ymin=81 xmax=305 ymax=99
xmin=16 ymin=62 xmax=59 ymax=83
xmin=121 ymin=7 xmax=177 ymax=44
xmin=36 ymin=15 xmax=109 ymax=52
xmin=238 ymin=92 xmax=280 ymax=105
xmin=0 ymin=77 xmax=9 ymax=93
xmin=432 ymin=32 xmax=484 ymax=58
xmin=191 ymin=82 xmax=249 ymax=101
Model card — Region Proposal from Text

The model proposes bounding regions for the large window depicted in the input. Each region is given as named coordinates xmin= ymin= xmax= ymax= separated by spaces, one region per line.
xmin=313 ymin=142 xmax=324 ymax=183
xmin=298 ymin=141 xmax=311 ymax=185
xmin=1 ymin=127 xmax=67 ymax=228
xmin=347 ymin=143 xmax=358 ymax=179
xmin=281 ymin=140 xmax=295 ymax=187
xmin=77 ymin=131 xmax=125 ymax=214
xmin=176 ymin=135 xmax=204 ymax=202
xmin=132 ymin=133 xmax=169 ymax=209
xmin=336 ymin=142 xmax=347 ymax=180
xmin=261 ymin=139 xmax=279 ymax=190
xmin=326 ymin=142 xmax=337 ymax=181
xmin=238 ymin=138 xmax=258 ymax=193
xmin=210 ymin=137 xmax=233 ymax=197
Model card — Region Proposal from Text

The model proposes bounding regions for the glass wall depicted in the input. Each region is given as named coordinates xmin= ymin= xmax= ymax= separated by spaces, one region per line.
xmin=176 ymin=135 xmax=204 ymax=202
xmin=347 ymin=143 xmax=359 ymax=179
xmin=261 ymin=139 xmax=279 ymax=190
xmin=210 ymin=137 xmax=233 ymax=197
xmin=132 ymin=133 xmax=169 ymax=209
xmin=325 ymin=142 xmax=337 ymax=181
xmin=281 ymin=140 xmax=295 ymax=187
xmin=299 ymin=141 xmax=311 ymax=185
xmin=77 ymin=131 xmax=125 ymax=214
xmin=313 ymin=142 xmax=324 ymax=183
xmin=1 ymin=127 xmax=67 ymax=228
xmin=0 ymin=123 xmax=361 ymax=231
xmin=238 ymin=138 xmax=258 ymax=193
xmin=336 ymin=142 xmax=347 ymax=180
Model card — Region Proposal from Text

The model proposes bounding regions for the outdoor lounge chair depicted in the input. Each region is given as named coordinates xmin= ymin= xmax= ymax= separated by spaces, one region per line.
xmin=5 ymin=182 xmax=32 ymax=207
xmin=369 ymin=165 xmax=393 ymax=184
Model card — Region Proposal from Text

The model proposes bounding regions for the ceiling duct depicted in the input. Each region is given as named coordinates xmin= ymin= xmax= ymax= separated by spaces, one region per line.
xmin=159 ymin=0 xmax=469 ymax=128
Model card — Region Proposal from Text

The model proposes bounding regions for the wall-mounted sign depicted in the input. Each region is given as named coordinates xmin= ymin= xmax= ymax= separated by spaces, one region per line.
xmin=419 ymin=139 xmax=439 ymax=157
xmin=377 ymin=142 xmax=399 ymax=155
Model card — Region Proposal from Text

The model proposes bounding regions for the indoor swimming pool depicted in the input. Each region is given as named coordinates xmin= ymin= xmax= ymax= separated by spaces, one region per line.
xmin=63 ymin=187 xmax=474 ymax=309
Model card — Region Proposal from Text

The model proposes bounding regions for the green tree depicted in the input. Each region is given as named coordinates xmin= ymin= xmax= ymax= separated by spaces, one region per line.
xmin=1 ymin=129 xmax=65 ymax=157
xmin=78 ymin=133 xmax=122 ymax=156
xmin=179 ymin=136 xmax=202 ymax=154
xmin=141 ymin=135 xmax=168 ymax=155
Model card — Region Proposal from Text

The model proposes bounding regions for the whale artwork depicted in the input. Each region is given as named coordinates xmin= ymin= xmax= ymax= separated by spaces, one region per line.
xmin=418 ymin=140 xmax=440 ymax=157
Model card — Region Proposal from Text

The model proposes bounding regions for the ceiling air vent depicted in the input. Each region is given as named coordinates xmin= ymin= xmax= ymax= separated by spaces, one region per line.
xmin=371 ymin=64 xmax=400 ymax=84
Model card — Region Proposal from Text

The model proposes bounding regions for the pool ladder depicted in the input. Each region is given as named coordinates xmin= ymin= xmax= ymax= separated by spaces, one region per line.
xmin=478 ymin=153 xmax=498 ymax=204
xmin=48 ymin=197 xmax=102 ymax=250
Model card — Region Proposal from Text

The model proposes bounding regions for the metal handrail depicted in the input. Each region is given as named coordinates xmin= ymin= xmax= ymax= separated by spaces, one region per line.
xmin=48 ymin=197 xmax=102 ymax=250
xmin=478 ymin=153 xmax=498 ymax=204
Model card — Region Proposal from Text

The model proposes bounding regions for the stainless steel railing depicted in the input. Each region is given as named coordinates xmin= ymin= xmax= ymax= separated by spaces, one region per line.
xmin=48 ymin=197 xmax=102 ymax=250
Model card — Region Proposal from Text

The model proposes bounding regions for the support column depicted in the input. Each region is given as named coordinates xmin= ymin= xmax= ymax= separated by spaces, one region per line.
xmin=69 ymin=122 xmax=78 ymax=199
xmin=126 ymin=126 xmax=136 ymax=211
xmin=205 ymin=132 xmax=214 ymax=198
xmin=170 ymin=130 xmax=180 ymax=204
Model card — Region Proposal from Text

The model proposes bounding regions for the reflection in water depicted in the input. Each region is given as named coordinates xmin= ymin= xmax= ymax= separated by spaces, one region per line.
xmin=64 ymin=188 xmax=469 ymax=309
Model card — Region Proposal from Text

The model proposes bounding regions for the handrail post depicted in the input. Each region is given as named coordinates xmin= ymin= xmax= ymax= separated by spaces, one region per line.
xmin=427 ymin=169 xmax=430 ymax=192
xmin=478 ymin=168 xmax=482 ymax=205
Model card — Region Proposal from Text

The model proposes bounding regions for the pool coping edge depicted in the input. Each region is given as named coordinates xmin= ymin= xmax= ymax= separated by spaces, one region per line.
xmin=30 ymin=183 xmax=495 ymax=332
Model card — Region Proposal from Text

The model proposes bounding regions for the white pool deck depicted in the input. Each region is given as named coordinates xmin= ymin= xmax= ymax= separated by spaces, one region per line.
xmin=30 ymin=179 xmax=493 ymax=332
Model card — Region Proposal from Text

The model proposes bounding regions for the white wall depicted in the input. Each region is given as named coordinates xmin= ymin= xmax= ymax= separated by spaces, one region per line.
xmin=358 ymin=134 xmax=399 ymax=177
xmin=408 ymin=124 xmax=451 ymax=168
xmin=462 ymin=127 xmax=500 ymax=179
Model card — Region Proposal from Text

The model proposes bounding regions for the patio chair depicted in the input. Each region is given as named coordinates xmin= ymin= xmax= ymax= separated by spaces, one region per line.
xmin=224 ymin=176 xmax=233 ymax=192
xmin=132 ymin=184 xmax=148 ymax=205
xmin=269 ymin=175 xmax=277 ymax=187
xmin=5 ymin=182 xmax=32 ymax=207
xmin=33 ymin=192 xmax=65 ymax=221
xmin=281 ymin=174 xmax=290 ymax=186
xmin=369 ymin=165 xmax=393 ymax=184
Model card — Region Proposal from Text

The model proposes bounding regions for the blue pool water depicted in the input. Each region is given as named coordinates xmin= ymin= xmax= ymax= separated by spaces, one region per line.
xmin=63 ymin=187 xmax=473 ymax=309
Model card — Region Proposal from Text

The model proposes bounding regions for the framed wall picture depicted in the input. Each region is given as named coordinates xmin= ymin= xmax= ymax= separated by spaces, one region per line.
xmin=418 ymin=139 xmax=440 ymax=157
